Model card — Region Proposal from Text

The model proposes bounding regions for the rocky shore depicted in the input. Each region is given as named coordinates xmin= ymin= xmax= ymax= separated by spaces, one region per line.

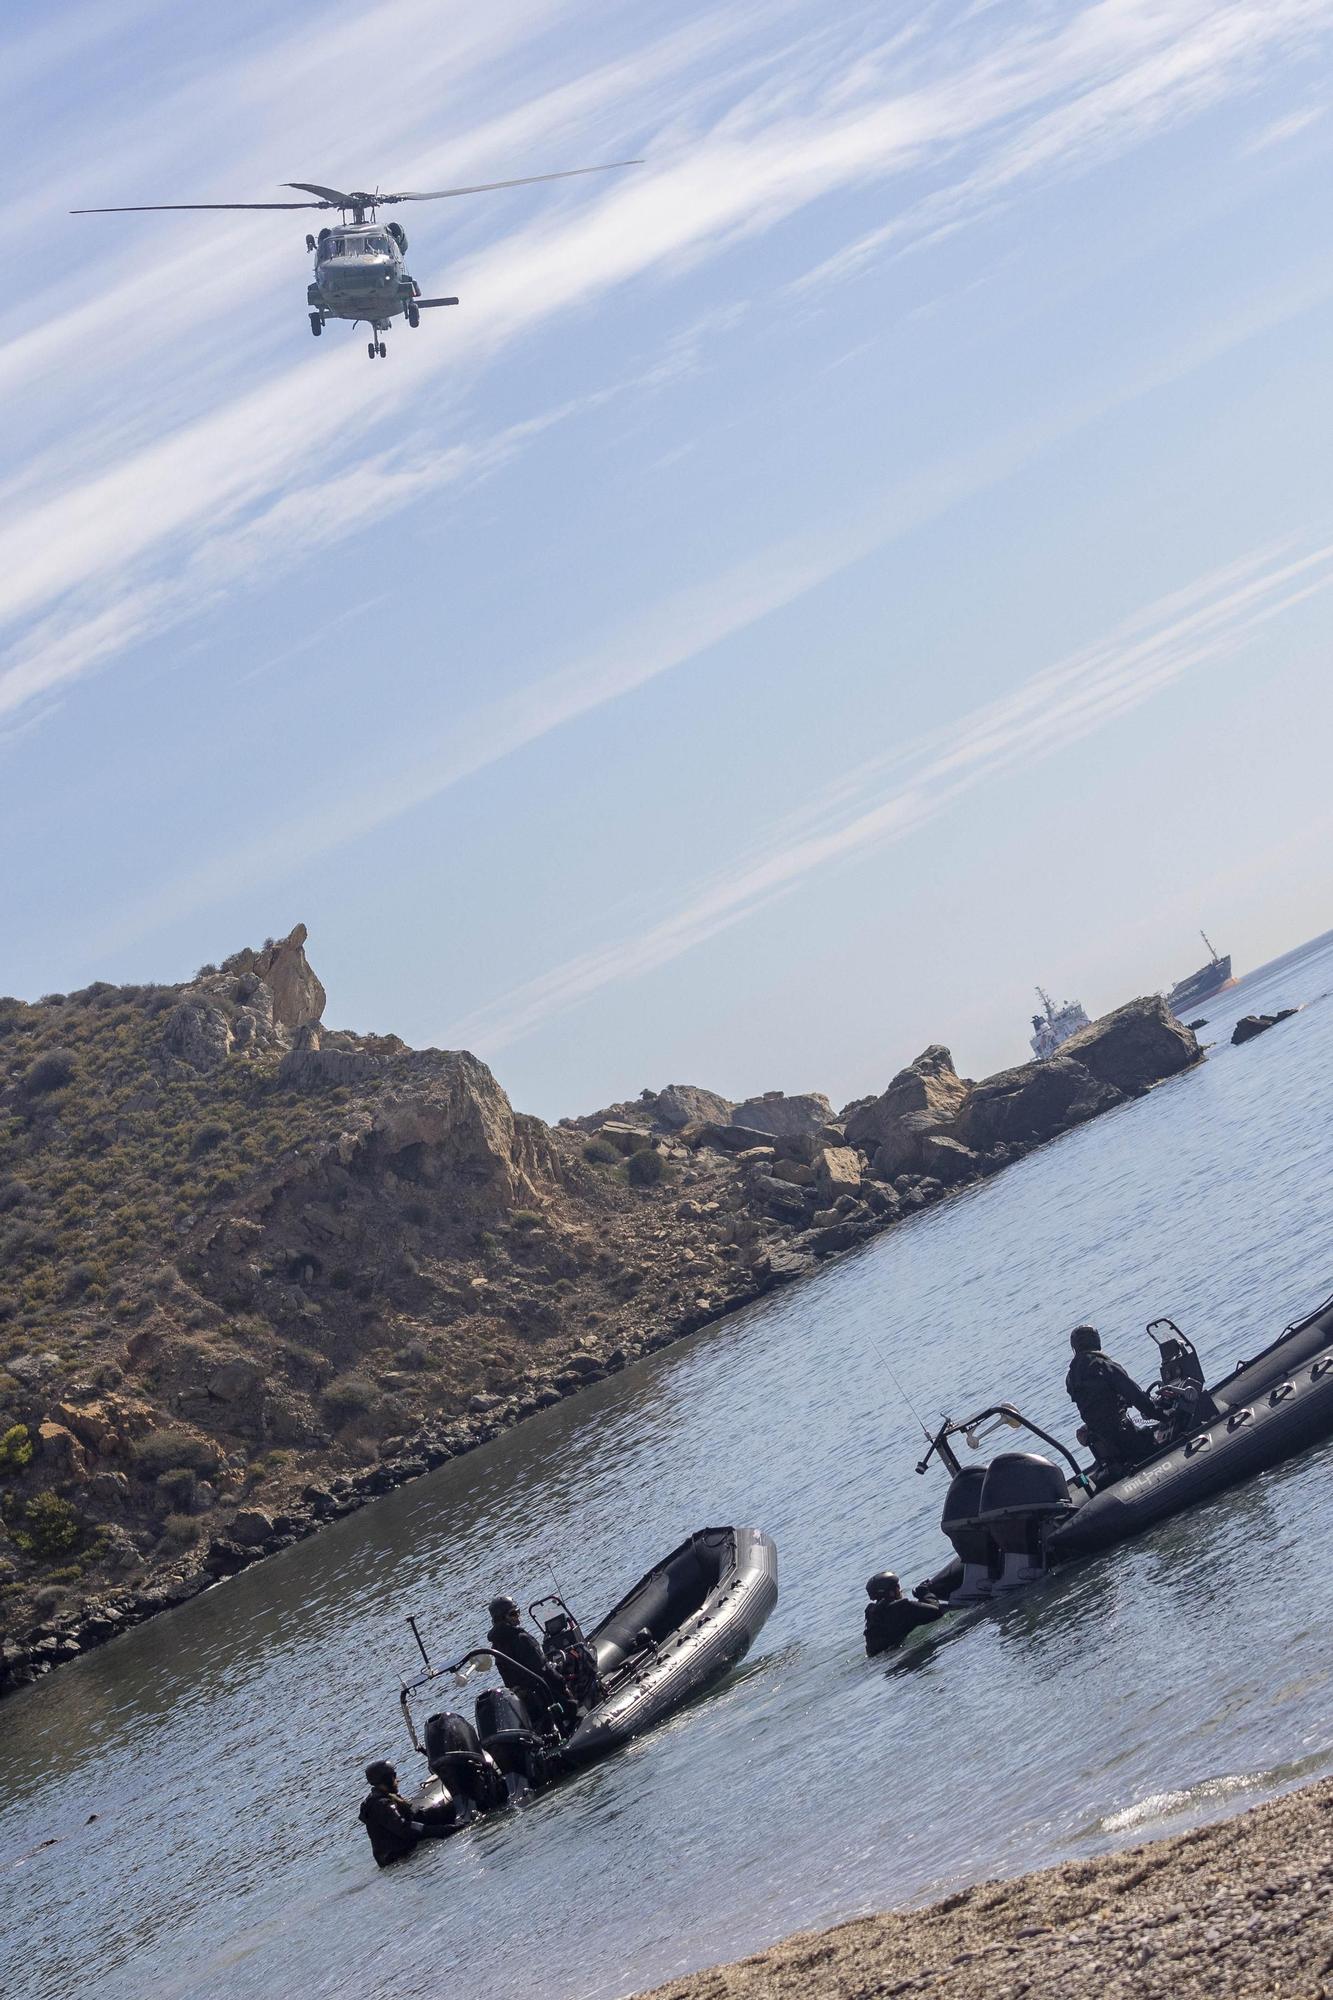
xmin=635 ymin=1773 xmax=1333 ymax=2000
xmin=0 ymin=927 xmax=1200 ymax=1698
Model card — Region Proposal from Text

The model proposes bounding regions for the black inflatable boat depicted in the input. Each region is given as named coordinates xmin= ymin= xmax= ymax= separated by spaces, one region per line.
xmin=903 ymin=1289 xmax=1333 ymax=1614
xmin=394 ymin=1525 xmax=777 ymax=1831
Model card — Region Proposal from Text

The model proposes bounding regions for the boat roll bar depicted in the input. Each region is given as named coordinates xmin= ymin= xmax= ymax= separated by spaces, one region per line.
xmin=397 ymin=1617 xmax=555 ymax=1751
xmin=915 ymin=1402 xmax=1086 ymax=1481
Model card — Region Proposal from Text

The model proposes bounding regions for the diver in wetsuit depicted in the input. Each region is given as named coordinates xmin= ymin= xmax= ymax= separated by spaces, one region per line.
xmin=486 ymin=1596 xmax=562 ymax=1722
xmin=863 ymin=1573 xmax=945 ymax=1656
xmin=1065 ymin=1324 xmax=1158 ymax=1478
xmin=358 ymin=1760 xmax=455 ymax=1866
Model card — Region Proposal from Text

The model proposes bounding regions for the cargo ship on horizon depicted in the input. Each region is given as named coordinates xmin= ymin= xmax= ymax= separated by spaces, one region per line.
xmin=1167 ymin=930 xmax=1234 ymax=1016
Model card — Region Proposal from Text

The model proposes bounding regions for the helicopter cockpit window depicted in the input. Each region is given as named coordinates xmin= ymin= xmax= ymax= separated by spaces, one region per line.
xmin=362 ymin=233 xmax=391 ymax=256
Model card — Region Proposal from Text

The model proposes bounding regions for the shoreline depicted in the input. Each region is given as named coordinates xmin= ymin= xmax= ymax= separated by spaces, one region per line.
xmin=633 ymin=1771 xmax=1333 ymax=1999
xmin=1 ymin=990 xmax=1203 ymax=1702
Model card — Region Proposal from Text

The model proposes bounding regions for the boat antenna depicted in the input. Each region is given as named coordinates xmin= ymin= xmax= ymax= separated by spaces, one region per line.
xmin=1201 ymin=928 xmax=1219 ymax=964
xmin=406 ymin=1614 xmax=432 ymax=1672
xmin=867 ymin=1336 xmax=933 ymax=1445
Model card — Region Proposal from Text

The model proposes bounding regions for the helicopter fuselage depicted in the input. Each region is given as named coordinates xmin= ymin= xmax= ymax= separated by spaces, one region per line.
xmin=308 ymin=222 xmax=412 ymax=328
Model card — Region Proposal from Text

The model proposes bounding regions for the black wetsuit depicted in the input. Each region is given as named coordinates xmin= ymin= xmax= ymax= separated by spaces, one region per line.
xmin=358 ymin=1787 xmax=423 ymax=1867
xmin=864 ymin=1593 xmax=944 ymax=1657
xmin=1066 ymin=1348 xmax=1158 ymax=1475
xmin=487 ymin=1622 xmax=559 ymax=1716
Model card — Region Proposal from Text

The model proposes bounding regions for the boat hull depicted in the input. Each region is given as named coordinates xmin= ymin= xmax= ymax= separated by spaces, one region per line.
xmin=1050 ymin=1295 xmax=1333 ymax=1557
xmin=1168 ymin=952 xmax=1233 ymax=1013
xmin=560 ymin=1526 xmax=778 ymax=1768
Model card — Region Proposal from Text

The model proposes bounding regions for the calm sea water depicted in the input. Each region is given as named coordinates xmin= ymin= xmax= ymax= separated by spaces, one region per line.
xmin=2 ymin=935 xmax=1331 ymax=2000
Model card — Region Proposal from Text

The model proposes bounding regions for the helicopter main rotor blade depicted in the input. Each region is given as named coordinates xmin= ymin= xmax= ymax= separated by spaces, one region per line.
xmin=71 ymin=200 xmax=327 ymax=213
xmin=282 ymin=183 xmax=358 ymax=207
xmin=381 ymin=159 xmax=642 ymax=203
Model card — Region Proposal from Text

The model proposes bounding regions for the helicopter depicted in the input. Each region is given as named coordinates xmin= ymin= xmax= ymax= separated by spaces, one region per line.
xmin=72 ymin=160 xmax=640 ymax=359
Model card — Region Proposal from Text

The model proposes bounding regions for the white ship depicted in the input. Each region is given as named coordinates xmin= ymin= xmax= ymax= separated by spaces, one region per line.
xmin=1029 ymin=986 xmax=1090 ymax=1061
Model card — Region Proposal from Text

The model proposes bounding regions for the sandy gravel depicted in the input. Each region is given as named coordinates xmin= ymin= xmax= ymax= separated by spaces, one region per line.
xmin=635 ymin=1774 xmax=1333 ymax=2000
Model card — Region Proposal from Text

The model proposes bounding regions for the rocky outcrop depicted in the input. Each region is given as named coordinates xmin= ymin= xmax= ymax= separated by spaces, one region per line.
xmin=1057 ymin=995 xmax=1198 ymax=1094
xmin=249 ymin=923 xmax=326 ymax=1033
xmin=655 ymin=1084 xmax=733 ymax=1130
xmin=1232 ymin=1009 xmax=1297 ymax=1046
xmin=960 ymin=1056 xmax=1120 ymax=1148
xmin=163 ymin=998 xmax=232 ymax=1072
xmin=335 ymin=1049 xmax=542 ymax=1207
xmin=844 ymin=1046 xmax=971 ymax=1177
xmin=730 ymin=1091 xmax=835 ymax=1140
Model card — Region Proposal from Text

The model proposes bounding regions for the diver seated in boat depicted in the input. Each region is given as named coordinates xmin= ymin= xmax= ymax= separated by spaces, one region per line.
xmin=1065 ymin=1324 xmax=1159 ymax=1479
xmin=358 ymin=1760 xmax=456 ymax=1866
xmin=864 ymin=1572 xmax=945 ymax=1656
xmin=486 ymin=1595 xmax=565 ymax=1724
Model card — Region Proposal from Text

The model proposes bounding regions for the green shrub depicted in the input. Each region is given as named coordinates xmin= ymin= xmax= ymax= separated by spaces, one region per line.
xmin=322 ymin=1376 xmax=377 ymax=1425
xmin=161 ymin=1513 xmax=201 ymax=1548
xmin=14 ymin=1492 xmax=81 ymax=1560
xmin=21 ymin=1049 xmax=78 ymax=1095
xmin=0 ymin=1424 xmax=33 ymax=1472
xmin=626 ymin=1147 xmax=665 ymax=1187
xmin=131 ymin=1429 xmax=219 ymax=1477
xmin=582 ymin=1137 xmax=619 ymax=1165
xmin=511 ymin=1209 xmax=544 ymax=1231
xmin=189 ymin=1120 xmax=229 ymax=1158
xmin=156 ymin=1466 xmax=198 ymax=1505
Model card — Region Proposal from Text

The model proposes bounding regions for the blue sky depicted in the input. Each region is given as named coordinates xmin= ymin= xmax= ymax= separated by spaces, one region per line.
xmin=2 ymin=0 xmax=1331 ymax=1119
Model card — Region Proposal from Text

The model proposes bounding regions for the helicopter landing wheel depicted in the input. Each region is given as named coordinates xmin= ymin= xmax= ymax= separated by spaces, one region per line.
xmin=309 ymin=314 xmax=323 ymax=337
xmin=377 ymin=341 xmax=387 ymax=358
xmin=367 ymin=341 xmax=377 ymax=360
xmin=407 ymin=304 xmax=420 ymax=328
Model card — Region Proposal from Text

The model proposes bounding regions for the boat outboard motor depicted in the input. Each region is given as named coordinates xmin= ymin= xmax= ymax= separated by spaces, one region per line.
xmin=423 ymin=1709 xmax=507 ymax=1811
xmin=940 ymin=1464 xmax=1000 ymax=1601
xmin=977 ymin=1451 xmax=1072 ymax=1590
xmin=475 ymin=1684 xmax=547 ymax=1785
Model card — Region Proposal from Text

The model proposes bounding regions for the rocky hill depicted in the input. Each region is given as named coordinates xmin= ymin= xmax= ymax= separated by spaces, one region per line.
xmin=0 ymin=928 xmax=1199 ymax=1693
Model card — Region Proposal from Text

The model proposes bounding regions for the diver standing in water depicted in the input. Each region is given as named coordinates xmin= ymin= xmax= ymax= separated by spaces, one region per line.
xmin=863 ymin=1573 xmax=944 ymax=1656
xmin=1065 ymin=1324 xmax=1158 ymax=1478
xmin=358 ymin=1761 xmax=454 ymax=1866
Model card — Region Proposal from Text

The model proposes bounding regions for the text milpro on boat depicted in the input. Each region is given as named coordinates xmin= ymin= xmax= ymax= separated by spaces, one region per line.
xmin=369 ymin=1527 xmax=777 ymax=1859
xmin=884 ymin=1291 xmax=1333 ymax=1623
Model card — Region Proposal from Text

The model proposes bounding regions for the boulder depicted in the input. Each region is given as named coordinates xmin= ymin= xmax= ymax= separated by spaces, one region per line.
xmin=729 ymin=1092 xmax=835 ymax=1141
xmin=37 ymin=1420 xmax=88 ymax=1478
xmin=960 ymin=1057 xmax=1120 ymax=1149
xmin=920 ymin=1135 xmax=982 ymax=1184
xmin=846 ymin=1046 xmax=971 ymax=1176
xmin=1232 ymin=1010 xmax=1297 ymax=1046
xmin=1058 ymin=995 xmax=1199 ymax=1094
xmin=685 ymin=1121 xmax=781 ymax=1154
xmin=816 ymin=1146 xmax=863 ymax=1198
xmin=54 ymin=1396 xmax=157 ymax=1458
xmin=748 ymin=1174 xmax=813 ymax=1223
xmin=162 ymin=999 xmax=232 ymax=1072
xmin=770 ymin=1158 xmax=816 ymax=1187
xmin=655 ymin=1084 xmax=733 ymax=1130
xmin=229 ymin=1508 xmax=275 ymax=1547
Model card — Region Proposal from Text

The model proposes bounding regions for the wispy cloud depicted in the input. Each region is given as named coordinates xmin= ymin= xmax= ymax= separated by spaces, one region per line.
xmin=5 ymin=0 xmax=1327 ymax=732
xmin=79 ymin=240 xmax=1333 ymax=956
xmin=445 ymin=533 xmax=1333 ymax=1050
